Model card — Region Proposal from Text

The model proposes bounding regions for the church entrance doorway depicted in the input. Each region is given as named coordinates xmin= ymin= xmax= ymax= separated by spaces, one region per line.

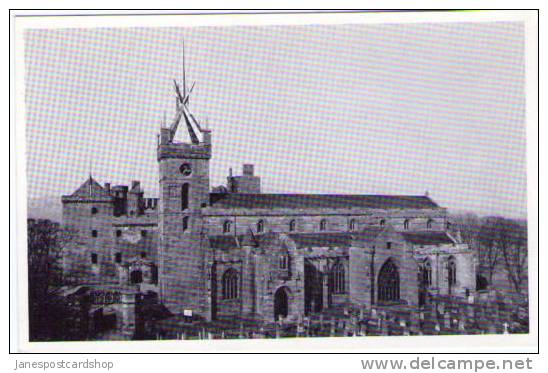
xmin=274 ymin=287 xmax=289 ymax=321
xmin=130 ymin=270 xmax=143 ymax=284
xmin=378 ymin=259 xmax=400 ymax=303
xmin=92 ymin=308 xmax=117 ymax=334
xmin=304 ymin=262 xmax=323 ymax=315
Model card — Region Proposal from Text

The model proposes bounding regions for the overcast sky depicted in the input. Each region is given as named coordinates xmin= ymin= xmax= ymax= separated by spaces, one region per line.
xmin=24 ymin=21 xmax=527 ymax=218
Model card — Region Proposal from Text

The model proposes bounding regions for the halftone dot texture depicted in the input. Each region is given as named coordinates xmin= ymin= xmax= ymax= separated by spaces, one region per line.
xmin=25 ymin=21 xmax=526 ymax=218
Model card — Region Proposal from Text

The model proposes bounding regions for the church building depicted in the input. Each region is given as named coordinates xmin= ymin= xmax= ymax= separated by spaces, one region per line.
xmin=61 ymin=79 xmax=476 ymax=330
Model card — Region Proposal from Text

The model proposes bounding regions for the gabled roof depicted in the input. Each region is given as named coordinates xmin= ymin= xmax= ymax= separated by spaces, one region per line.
xmin=351 ymin=226 xmax=386 ymax=243
xmin=239 ymin=231 xmax=259 ymax=247
xmin=210 ymin=229 xmax=456 ymax=251
xmin=66 ymin=177 xmax=111 ymax=199
xmin=209 ymin=235 xmax=241 ymax=251
xmin=209 ymin=193 xmax=438 ymax=210
xmin=129 ymin=183 xmax=143 ymax=194
xmin=401 ymin=231 xmax=455 ymax=246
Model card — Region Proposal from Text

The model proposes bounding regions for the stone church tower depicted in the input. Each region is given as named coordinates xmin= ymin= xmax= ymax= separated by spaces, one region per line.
xmin=157 ymin=81 xmax=212 ymax=315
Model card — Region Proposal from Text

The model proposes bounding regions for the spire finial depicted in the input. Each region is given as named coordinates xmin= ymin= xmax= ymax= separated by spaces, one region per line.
xmin=182 ymin=38 xmax=187 ymax=99
xmin=88 ymin=158 xmax=93 ymax=196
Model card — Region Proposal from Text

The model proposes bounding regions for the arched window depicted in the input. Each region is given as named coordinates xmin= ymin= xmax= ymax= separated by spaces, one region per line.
xmin=447 ymin=256 xmax=457 ymax=291
xmin=332 ymin=262 xmax=346 ymax=294
xmin=181 ymin=183 xmax=189 ymax=210
xmin=279 ymin=254 xmax=289 ymax=270
xmin=289 ymin=219 xmax=296 ymax=232
xmin=114 ymin=252 xmax=122 ymax=264
xmin=319 ymin=219 xmax=327 ymax=231
xmin=446 ymin=221 xmax=452 ymax=230
xmin=380 ymin=219 xmax=386 ymax=227
xmin=348 ymin=219 xmax=356 ymax=231
xmin=403 ymin=219 xmax=410 ymax=230
xmin=91 ymin=207 xmax=98 ymax=214
xmin=422 ymin=259 xmax=432 ymax=286
xmin=223 ymin=220 xmax=232 ymax=234
xmin=426 ymin=219 xmax=434 ymax=229
xmin=222 ymin=269 xmax=239 ymax=300
xmin=257 ymin=220 xmax=264 ymax=233
xmin=378 ymin=259 xmax=400 ymax=302
xmin=182 ymin=216 xmax=189 ymax=231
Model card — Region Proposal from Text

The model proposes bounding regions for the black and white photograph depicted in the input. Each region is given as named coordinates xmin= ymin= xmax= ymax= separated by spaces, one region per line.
xmin=12 ymin=10 xmax=538 ymax=354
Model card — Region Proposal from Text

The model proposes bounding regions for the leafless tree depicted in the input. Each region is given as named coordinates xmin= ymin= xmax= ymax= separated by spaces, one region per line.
xmin=27 ymin=218 xmax=73 ymax=340
xmin=476 ymin=217 xmax=503 ymax=285
xmin=449 ymin=212 xmax=481 ymax=248
xmin=496 ymin=218 xmax=528 ymax=297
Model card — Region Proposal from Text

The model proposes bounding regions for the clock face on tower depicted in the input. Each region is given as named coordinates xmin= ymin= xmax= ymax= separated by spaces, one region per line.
xmin=179 ymin=163 xmax=192 ymax=176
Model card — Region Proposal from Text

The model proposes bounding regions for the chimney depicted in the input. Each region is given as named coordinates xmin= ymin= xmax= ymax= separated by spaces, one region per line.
xmin=202 ymin=129 xmax=212 ymax=145
xmin=105 ymin=183 xmax=111 ymax=194
xmin=160 ymin=127 xmax=171 ymax=145
xmin=243 ymin=164 xmax=254 ymax=176
xmin=131 ymin=180 xmax=140 ymax=191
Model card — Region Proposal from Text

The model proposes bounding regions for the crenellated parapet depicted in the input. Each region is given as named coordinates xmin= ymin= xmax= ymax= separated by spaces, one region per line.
xmin=157 ymin=141 xmax=211 ymax=161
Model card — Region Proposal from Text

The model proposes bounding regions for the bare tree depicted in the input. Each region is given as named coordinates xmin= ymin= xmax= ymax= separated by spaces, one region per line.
xmin=450 ymin=212 xmax=482 ymax=249
xmin=476 ymin=217 xmax=503 ymax=285
xmin=496 ymin=218 xmax=528 ymax=297
xmin=27 ymin=218 xmax=72 ymax=340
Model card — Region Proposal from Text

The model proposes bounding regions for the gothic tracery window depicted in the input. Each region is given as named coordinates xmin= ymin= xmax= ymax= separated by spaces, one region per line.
xmin=378 ymin=259 xmax=400 ymax=302
xmin=447 ymin=256 xmax=457 ymax=289
xmin=332 ymin=262 xmax=346 ymax=294
xmin=427 ymin=219 xmax=434 ymax=229
xmin=422 ymin=259 xmax=432 ymax=286
xmin=403 ymin=219 xmax=410 ymax=230
xmin=222 ymin=268 xmax=239 ymax=300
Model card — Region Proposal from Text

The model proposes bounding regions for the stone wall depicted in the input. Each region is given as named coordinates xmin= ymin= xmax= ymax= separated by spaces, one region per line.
xmin=62 ymin=198 xmax=159 ymax=285
xmin=203 ymin=208 xmax=448 ymax=236
xmin=349 ymin=228 xmax=419 ymax=309
xmin=157 ymin=141 xmax=211 ymax=316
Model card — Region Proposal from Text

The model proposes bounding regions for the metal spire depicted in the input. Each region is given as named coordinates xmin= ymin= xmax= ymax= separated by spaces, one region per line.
xmin=182 ymin=39 xmax=187 ymax=100
xmin=88 ymin=158 xmax=92 ymax=196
